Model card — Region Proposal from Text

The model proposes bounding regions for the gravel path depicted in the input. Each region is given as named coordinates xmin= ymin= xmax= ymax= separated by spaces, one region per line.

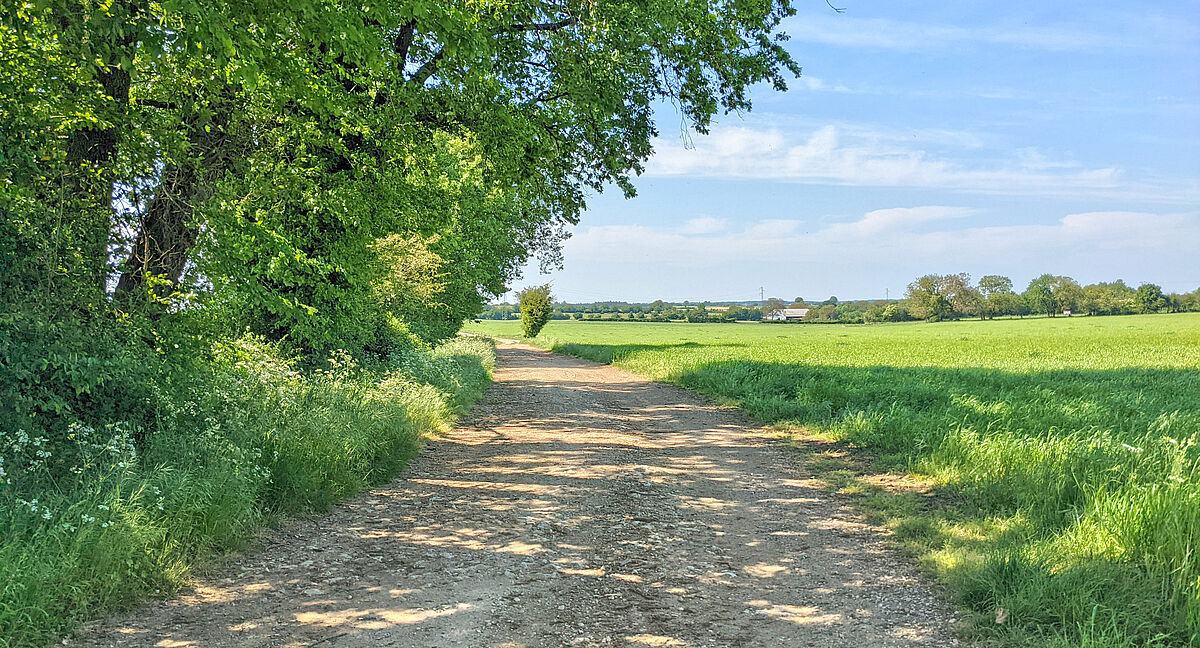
xmin=77 ymin=340 xmax=964 ymax=647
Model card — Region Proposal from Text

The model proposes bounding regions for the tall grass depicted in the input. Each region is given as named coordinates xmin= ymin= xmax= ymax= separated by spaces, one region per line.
xmin=468 ymin=315 xmax=1200 ymax=647
xmin=0 ymin=336 xmax=493 ymax=648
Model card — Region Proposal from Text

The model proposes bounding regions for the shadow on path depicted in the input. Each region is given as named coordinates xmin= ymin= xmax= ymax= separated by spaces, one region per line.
xmin=79 ymin=341 xmax=963 ymax=648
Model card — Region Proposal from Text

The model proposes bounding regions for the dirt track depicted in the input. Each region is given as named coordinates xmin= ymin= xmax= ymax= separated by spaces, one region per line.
xmin=78 ymin=340 xmax=963 ymax=647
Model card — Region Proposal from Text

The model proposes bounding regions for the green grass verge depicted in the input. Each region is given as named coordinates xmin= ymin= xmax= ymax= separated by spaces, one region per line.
xmin=0 ymin=336 xmax=494 ymax=648
xmin=466 ymin=315 xmax=1200 ymax=647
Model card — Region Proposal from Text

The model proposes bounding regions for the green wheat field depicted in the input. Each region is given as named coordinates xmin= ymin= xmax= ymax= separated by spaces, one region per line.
xmin=466 ymin=314 xmax=1200 ymax=647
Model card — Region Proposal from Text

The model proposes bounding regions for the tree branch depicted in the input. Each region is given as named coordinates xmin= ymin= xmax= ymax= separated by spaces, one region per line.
xmin=409 ymin=49 xmax=444 ymax=85
xmin=500 ymin=16 xmax=577 ymax=34
xmin=138 ymin=99 xmax=179 ymax=110
xmin=526 ymin=90 xmax=567 ymax=106
xmin=393 ymin=20 xmax=416 ymax=67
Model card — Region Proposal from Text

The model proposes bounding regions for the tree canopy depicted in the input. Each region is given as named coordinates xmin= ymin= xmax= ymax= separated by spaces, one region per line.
xmin=0 ymin=0 xmax=802 ymax=468
xmin=2 ymin=0 xmax=801 ymax=355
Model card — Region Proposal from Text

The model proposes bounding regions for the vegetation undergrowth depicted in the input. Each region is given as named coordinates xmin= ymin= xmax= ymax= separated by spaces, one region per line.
xmin=0 ymin=334 xmax=493 ymax=648
xmin=467 ymin=316 xmax=1200 ymax=648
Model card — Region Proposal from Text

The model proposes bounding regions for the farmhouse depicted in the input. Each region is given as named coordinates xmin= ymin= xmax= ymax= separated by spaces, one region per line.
xmin=765 ymin=308 xmax=809 ymax=321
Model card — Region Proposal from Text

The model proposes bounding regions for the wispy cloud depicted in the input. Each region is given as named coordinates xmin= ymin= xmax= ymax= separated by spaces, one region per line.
xmin=558 ymin=210 xmax=1200 ymax=293
xmin=646 ymin=125 xmax=1198 ymax=204
xmin=797 ymin=76 xmax=853 ymax=93
xmin=678 ymin=217 xmax=728 ymax=235
xmin=785 ymin=13 xmax=1193 ymax=53
xmin=822 ymin=206 xmax=974 ymax=236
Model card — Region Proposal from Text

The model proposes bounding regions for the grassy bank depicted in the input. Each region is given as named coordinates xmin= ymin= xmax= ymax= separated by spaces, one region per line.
xmin=0 ymin=336 xmax=493 ymax=648
xmin=467 ymin=316 xmax=1200 ymax=647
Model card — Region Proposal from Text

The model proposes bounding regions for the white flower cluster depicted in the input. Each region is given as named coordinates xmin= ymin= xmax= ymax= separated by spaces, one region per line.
xmin=64 ymin=421 xmax=138 ymax=474
xmin=3 ymin=421 xmax=139 ymax=531
xmin=0 ymin=428 xmax=51 ymax=485
xmin=15 ymin=497 xmax=49 ymax=519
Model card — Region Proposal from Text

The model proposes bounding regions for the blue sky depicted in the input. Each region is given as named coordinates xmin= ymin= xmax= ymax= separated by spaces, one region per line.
xmin=511 ymin=0 xmax=1200 ymax=303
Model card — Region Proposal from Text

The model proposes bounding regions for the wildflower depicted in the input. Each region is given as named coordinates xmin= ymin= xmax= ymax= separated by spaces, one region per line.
xmin=42 ymin=511 xmax=53 ymax=520
xmin=97 ymin=504 xmax=109 ymax=511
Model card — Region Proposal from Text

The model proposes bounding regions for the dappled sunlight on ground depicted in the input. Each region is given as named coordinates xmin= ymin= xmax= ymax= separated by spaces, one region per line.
xmin=79 ymin=340 xmax=962 ymax=648
xmin=293 ymin=602 xmax=473 ymax=628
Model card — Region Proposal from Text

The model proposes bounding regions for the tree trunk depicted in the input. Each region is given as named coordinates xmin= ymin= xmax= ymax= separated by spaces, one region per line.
xmin=51 ymin=0 xmax=144 ymax=295
xmin=63 ymin=64 xmax=131 ymax=294
xmin=113 ymin=163 xmax=201 ymax=301
xmin=114 ymin=99 xmax=243 ymax=306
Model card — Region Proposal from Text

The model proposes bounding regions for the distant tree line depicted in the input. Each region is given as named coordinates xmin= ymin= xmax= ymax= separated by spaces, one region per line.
xmin=899 ymin=274 xmax=1198 ymax=321
xmin=478 ymin=299 xmax=766 ymax=322
xmin=477 ymin=276 xmax=1200 ymax=324
xmin=479 ymin=296 xmax=884 ymax=324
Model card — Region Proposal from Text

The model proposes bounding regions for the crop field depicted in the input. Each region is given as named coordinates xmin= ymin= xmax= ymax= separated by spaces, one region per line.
xmin=466 ymin=314 xmax=1200 ymax=646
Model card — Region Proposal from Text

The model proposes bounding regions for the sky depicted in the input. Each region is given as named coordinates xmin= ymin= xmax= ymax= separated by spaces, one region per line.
xmin=509 ymin=1 xmax=1200 ymax=303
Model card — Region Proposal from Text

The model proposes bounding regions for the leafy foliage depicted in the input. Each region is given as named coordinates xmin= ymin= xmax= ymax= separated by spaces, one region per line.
xmin=518 ymin=284 xmax=554 ymax=338
xmin=2 ymin=4 xmax=799 ymax=642
xmin=2 ymin=0 xmax=800 ymax=355
xmin=0 ymin=337 xmax=493 ymax=647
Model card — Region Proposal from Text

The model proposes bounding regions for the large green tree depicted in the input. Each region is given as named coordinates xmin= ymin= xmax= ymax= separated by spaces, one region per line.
xmin=905 ymin=273 xmax=976 ymax=321
xmin=977 ymin=275 xmax=1014 ymax=319
xmin=3 ymin=0 xmax=801 ymax=356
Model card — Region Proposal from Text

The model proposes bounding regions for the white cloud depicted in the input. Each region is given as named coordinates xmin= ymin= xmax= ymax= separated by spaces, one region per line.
xmin=562 ymin=209 xmax=1200 ymax=277
xmin=823 ymin=206 xmax=974 ymax=237
xmin=784 ymin=13 xmax=1184 ymax=53
xmin=797 ymin=76 xmax=853 ymax=93
xmin=678 ymin=217 xmax=728 ymax=235
xmin=510 ymin=208 xmax=1199 ymax=301
xmin=646 ymin=124 xmax=1197 ymax=204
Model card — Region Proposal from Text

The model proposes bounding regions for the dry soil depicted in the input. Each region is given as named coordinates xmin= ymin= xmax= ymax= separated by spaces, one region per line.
xmin=77 ymin=340 xmax=964 ymax=648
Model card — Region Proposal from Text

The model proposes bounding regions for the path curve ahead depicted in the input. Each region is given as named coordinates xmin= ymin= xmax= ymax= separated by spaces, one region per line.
xmin=81 ymin=340 xmax=963 ymax=648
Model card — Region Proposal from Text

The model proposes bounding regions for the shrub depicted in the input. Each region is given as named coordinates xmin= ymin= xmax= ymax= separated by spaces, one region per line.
xmin=518 ymin=284 xmax=553 ymax=338
xmin=0 ymin=335 xmax=493 ymax=647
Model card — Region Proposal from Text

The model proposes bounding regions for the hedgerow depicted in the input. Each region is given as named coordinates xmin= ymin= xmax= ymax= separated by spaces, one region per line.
xmin=0 ymin=335 xmax=493 ymax=647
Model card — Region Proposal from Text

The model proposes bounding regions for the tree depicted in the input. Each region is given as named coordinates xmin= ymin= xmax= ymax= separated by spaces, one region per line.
xmin=1135 ymin=283 xmax=1167 ymax=313
xmin=905 ymin=275 xmax=951 ymax=321
xmin=1023 ymin=275 xmax=1056 ymax=316
xmin=6 ymin=0 xmax=802 ymax=356
xmin=762 ymin=298 xmax=787 ymax=319
xmin=834 ymin=303 xmax=864 ymax=323
xmin=1181 ymin=287 xmax=1200 ymax=312
xmin=990 ymin=292 xmax=1025 ymax=318
xmin=977 ymin=275 xmax=1014 ymax=319
xmin=1023 ymin=275 xmax=1081 ymax=316
xmin=727 ymin=306 xmax=762 ymax=321
xmin=863 ymin=305 xmax=885 ymax=323
xmin=1082 ymin=281 xmax=1136 ymax=315
xmin=941 ymin=273 xmax=979 ymax=318
xmin=1051 ymin=276 xmax=1083 ymax=314
xmin=882 ymin=303 xmax=913 ymax=321
xmin=903 ymin=273 xmax=981 ymax=320
xmin=518 ymin=285 xmax=553 ymax=338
